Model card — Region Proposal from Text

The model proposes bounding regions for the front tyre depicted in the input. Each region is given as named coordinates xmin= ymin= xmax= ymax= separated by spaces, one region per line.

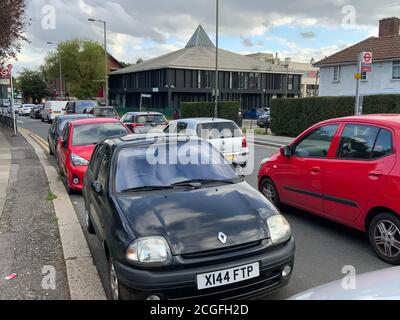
xmin=260 ymin=177 xmax=281 ymax=208
xmin=85 ymin=209 xmax=95 ymax=234
xmin=108 ymin=257 xmax=123 ymax=300
xmin=369 ymin=213 xmax=400 ymax=265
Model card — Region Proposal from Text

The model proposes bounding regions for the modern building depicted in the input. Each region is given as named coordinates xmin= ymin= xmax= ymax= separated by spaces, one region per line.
xmin=315 ymin=17 xmax=400 ymax=97
xmin=109 ymin=25 xmax=302 ymax=111
xmin=248 ymin=53 xmax=319 ymax=97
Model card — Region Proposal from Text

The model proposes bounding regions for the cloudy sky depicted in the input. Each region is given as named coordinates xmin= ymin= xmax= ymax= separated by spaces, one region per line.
xmin=11 ymin=0 xmax=400 ymax=74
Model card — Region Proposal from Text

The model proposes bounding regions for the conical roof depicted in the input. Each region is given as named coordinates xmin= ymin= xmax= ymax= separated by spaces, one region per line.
xmin=185 ymin=25 xmax=215 ymax=48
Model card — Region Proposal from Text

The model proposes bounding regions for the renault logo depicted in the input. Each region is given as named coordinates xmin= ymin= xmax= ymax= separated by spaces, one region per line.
xmin=218 ymin=232 xmax=227 ymax=244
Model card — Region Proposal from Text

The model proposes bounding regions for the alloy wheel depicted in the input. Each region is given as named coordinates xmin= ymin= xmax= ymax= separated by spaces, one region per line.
xmin=110 ymin=262 xmax=119 ymax=300
xmin=373 ymin=219 xmax=400 ymax=258
xmin=262 ymin=182 xmax=276 ymax=204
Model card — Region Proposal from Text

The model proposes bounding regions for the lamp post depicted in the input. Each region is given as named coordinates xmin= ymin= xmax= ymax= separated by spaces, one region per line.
xmin=46 ymin=41 xmax=63 ymax=98
xmin=284 ymin=57 xmax=291 ymax=98
xmin=88 ymin=18 xmax=108 ymax=105
xmin=214 ymin=0 xmax=219 ymax=118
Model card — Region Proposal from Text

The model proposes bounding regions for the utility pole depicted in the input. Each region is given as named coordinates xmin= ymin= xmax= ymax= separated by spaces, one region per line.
xmin=214 ymin=0 xmax=219 ymax=118
xmin=89 ymin=19 xmax=108 ymax=105
xmin=355 ymin=52 xmax=362 ymax=115
xmin=46 ymin=42 xmax=63 ymax=98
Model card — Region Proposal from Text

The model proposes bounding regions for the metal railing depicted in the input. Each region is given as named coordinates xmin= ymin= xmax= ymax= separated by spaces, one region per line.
xmin=0 ymin=109 xmax=17 ymax=131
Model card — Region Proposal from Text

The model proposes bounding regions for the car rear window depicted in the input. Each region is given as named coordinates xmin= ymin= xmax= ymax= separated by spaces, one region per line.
xmin=94 ymin=108 xmax=117 ymax=117
xmin=72 ymin=122 xmax=129 ymax=146
xmin=75 ymin=101 xmax=98 ymax=113
xmin=196 ymin=122 xmax=242 ymax=139
xmin=136 ymin=114 xmax=167 ymax=125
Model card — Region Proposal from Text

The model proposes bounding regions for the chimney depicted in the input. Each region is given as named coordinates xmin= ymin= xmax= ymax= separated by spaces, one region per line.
xmin=379 ymin=17 xmax=400 ymax=37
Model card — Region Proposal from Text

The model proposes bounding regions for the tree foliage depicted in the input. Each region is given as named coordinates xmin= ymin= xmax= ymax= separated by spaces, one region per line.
xmin=17 ymin=69 xmax=50 ymax=102
xmin=43 ymin=39 xmax=105 ymax=99
xmin=0 ymin=0 xmax=29 ymax=63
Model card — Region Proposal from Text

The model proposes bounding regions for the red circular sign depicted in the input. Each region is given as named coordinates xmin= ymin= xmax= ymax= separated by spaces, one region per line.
xmin=0 ymin=69 xmax=9 ymax=77
xmin=363 ymin=52 xmax=372 ymax=63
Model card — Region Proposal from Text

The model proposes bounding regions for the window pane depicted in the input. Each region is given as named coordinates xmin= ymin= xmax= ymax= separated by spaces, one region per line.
xmin=338 ymin=124 xmax=379 ymax=160
xmin=372 ymin=129 xmax=392 ymax=158
xmin=294 ymin=125 xmax=338 ymax=158
xmin=393 ymin=62 xmax=400 ymax=80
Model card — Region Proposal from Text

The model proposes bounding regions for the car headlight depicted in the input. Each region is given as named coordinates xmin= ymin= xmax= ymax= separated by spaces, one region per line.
xmin=267 ymin=214 xmax=291 ymax=245
xmin=126 ymin=236 xmax=172 ymax=266
xmin=70 ymin=153 xmax=89 ymax=166
xmin=260 ymin=157 xmax=270 ymax=165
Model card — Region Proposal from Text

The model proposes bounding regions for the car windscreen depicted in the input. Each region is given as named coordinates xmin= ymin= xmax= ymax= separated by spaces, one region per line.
xmin=196 ymin=122 xmax=242 ymax=140
xmin=136 ymin=114 xmax=166 ymax=125
xmin=94 ymin=108 xmax=117 ymax=117
xmin=115 ymin=140 xmax=238 ymax=192
xmin=72 ymin=122 xmax=128 ymax=146
xmin=75 ymin=101 xmax=98 ymax=113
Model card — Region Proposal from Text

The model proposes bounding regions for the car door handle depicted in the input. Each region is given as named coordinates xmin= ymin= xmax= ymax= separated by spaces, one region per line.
xmin=310 ymin=167 xmax=320 ymax=174
xmin=369 ymin=170 xmax=383 ymax=177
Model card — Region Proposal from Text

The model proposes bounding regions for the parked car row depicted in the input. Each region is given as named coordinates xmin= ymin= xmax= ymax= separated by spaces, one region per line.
xmin=45 ymin=111 xmax=295 ymax=300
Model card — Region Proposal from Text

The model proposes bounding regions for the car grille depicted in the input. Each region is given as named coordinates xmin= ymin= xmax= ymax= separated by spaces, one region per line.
xmin=181 ymin=240 xmax=262 ymax=260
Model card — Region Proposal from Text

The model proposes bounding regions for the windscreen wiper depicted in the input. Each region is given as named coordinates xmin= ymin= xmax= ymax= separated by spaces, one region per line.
xmin=171 ymin=179 xmax=237 ymax=188
xmin=120 ymin=185 xmax=173 ymax=192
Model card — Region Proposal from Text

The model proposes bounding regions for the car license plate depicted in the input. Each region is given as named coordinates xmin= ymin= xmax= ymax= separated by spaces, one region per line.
xmin=225 ymin=154 xmax=237 ymax=162
xmin=196 ymin=262 xmax=260 ymax=290
xmin=53 ymin=111 xmax=61 ymax=114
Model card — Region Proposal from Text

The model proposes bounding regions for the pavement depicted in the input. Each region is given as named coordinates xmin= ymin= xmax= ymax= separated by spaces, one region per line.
xmin=14 ymin=117 xmax=393 ymax=300
xmin=0 ymin=126 xmax=105 ymax=300
xmin=0 ymin=128 xmax=70 ymax=299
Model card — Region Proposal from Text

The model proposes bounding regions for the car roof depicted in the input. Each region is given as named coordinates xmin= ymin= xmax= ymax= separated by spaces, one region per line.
xmin=105 ymin=133 xmax=201 ymax=148
xmin=321 ymin=114 xmax=400 ymax=129
xmin=171 ymin=118 xmax=234 ymax=124
xmin=57 ymin=114 xmax=94 ymax=121
xmin=68 ymin=118 xmax=121 ymax=126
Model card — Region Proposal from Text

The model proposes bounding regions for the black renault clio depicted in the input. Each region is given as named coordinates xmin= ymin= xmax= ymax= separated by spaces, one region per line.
xmin=83 ymin=134 xmax=295 ymax=300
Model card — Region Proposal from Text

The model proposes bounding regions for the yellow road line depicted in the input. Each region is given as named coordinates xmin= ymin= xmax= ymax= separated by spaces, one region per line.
xmin=19 ymin=127 xmax=50 ymax=153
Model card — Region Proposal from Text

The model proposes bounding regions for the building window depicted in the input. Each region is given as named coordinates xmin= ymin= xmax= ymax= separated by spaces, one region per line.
xmin=393 ymin=61 xmax=400 ymax=80
xmin=248 ymin=72 xmax=260 ymax=89
xmin=361 ymin=71 xmax=367 ymax=81
xmin=333 ymin=66 xmax=340 ymax=82
xmin=288 ymin=74 xmax=293 ymax=90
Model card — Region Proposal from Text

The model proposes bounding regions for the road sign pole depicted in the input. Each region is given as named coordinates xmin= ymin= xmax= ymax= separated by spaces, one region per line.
xmin=9 ymin=67 xmax=17 ymax=136
xmin=355 ymin=52 xmax=362 ymax=116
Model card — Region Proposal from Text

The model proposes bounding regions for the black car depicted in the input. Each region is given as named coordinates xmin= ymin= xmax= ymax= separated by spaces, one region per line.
xmin=30 ymin=105 xmax=44 ymax=119
xmin=83 ymin=134 xmax=295 ymax=300
xmin=47 ymin=114 xmax=94 ymax=156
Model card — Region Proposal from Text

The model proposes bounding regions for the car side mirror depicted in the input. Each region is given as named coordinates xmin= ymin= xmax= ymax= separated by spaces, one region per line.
xmin=58 ymin=137 xmax=66 ymax=148
xmin=91 ymin=181 xmax=103 ymax=194
xmin=280 ymin=145 xmax=291 ymax=157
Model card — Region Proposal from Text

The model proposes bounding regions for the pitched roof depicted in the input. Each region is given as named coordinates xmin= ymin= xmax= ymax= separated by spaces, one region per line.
xmin=185 ymin=25 xmax=215 ymax=48
xmin=110 ymin=46 xmax=292 ymax=75
xmin=315 ymin=35 xmax=400 ymax=66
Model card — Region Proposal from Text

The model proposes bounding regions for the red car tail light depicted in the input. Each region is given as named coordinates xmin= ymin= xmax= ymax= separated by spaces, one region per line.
xmin=242 ymin=137 xmax=247 ymax=148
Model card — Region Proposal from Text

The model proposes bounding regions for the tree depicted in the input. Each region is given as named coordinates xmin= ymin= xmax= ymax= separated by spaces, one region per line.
xmin=43 ymin=39 xmax=105 ymax=99
xmin=0 ymin=0 xmax=29 ymax=63
xmin=18 ymin=69 xmax=49 ymax=103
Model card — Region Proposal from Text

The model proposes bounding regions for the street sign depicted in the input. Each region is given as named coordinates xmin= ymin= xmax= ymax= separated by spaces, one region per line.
xmin=0 ymin=79 xmax=10 ymax=85
xmin=0 ymin=69 xmax=9 ymax=77
xmin=361 ymin=51 xmax=372 ymax=72
xmin=354 ymin=73 xmax=362 ymax=79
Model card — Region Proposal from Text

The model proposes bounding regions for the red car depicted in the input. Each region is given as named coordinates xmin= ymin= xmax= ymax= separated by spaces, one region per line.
xmin=258 ymin=114 xmax=400 ymax=264
xmin=57 ymin=118 xmax=130 ymax=193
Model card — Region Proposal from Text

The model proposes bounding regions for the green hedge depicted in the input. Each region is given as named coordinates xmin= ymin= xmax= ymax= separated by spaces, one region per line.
xmin=181 ymin=101 xmax=240 ymax=123
xmin=270 ymin=94 xmax=400 ymax=137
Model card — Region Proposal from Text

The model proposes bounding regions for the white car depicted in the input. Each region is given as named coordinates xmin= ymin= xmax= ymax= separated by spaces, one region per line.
xmin=166 ymin=118 xmax=249 ymax=166
xmin=41 ymin=100 xmax=68 ymax=122
xmin=19 ymin=104 xmax=35 ymax=116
